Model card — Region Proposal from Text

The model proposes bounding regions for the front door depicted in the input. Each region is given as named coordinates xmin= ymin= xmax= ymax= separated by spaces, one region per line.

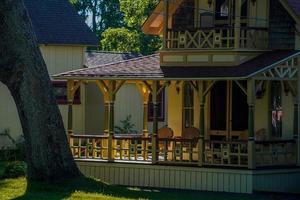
xmin=209 ymin=81 xmax=248 ymax=140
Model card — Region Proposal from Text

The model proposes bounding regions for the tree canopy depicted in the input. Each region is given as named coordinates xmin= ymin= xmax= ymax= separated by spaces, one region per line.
xmin=70 ymin=0 xmax=161 ymax=55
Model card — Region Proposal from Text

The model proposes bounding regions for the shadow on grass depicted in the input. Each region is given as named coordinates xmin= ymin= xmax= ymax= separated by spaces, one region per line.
xmin=11 ymin=176 xmax=299 ymax=200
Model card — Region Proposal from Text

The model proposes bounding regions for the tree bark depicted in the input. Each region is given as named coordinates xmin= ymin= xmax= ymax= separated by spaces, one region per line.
xmin=0 ymin=0 xmax=81 ymax=181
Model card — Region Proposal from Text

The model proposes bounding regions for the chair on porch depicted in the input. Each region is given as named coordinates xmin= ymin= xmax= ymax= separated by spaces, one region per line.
xmin=157 ymin=126 xmax=174 ymax=160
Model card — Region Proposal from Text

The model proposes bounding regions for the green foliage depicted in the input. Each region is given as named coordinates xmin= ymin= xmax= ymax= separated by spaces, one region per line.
xmin=0 ymin=129 xmax=25 ymax=161
xmin=69 ymin=0 xmax=123 ymax=37
xmin=115 ymin=115 xmax=137 ymax=134
xmin=2 ymin=161 xmax=26 ymax=179
xmin=70 ymin=0 xmax=162 ymax=54
xmin=120 ymin=0 xmax=158 ymax=28
xmin=101 ymin=28 xmax=140 ymax=53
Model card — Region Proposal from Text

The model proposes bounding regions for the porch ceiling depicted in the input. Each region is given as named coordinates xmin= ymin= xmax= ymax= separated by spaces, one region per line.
xmin=53 ymin=50 xmax=300 ymax=81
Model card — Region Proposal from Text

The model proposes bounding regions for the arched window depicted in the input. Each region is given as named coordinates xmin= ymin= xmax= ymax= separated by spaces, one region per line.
xmin=183 ymin=83 xmax=194 ymax=128
xmin=271 ymin=81 xmax=282 ymax=138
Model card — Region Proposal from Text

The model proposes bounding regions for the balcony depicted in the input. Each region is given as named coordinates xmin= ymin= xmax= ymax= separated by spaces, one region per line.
xmin=165 ymin=27 xmax=269 ymax=50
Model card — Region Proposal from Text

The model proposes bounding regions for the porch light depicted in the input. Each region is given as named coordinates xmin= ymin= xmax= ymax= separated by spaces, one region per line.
xmin=207 ymin=0 xmax=213 ymax=7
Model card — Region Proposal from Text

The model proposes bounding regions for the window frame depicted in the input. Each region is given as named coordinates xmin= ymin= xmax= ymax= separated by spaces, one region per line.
xmin=52 ymin=81 xmax=81 ymax=105
xmin=148 ymin=90 xmax=165 ymax=122
xmin=182 ymin=82 xmax=194 ymax=129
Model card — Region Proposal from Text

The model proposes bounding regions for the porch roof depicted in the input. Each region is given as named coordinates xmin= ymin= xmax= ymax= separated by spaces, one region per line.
xmin=53 ymin=50 xmax=300 ymax=80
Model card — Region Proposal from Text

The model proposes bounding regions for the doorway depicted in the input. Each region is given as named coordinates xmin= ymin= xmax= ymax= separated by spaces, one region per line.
xmin=209 ymin=81 xmax=248 ymax=140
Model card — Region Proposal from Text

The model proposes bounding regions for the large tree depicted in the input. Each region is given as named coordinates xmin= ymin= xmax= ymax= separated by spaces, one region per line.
xmin=0 ymin=0 xmax=81 ymax=181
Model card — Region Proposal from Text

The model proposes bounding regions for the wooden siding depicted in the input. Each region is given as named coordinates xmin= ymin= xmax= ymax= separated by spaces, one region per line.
xmin=253 ymin=169 xmax=300 ymax=193
xmin=76 ymin=161 xmax=253 ymax=194
xmin=39 ymin=45 xmax=86 ymax=75
xmin=0 ymin=45 xmax=86 ymax=147
xmin=269 ymin=0 xmax=295 ymax=50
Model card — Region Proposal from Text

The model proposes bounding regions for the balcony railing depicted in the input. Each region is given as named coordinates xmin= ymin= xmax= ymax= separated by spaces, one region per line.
xmin=165 ymin=27 xmax=269 ymax=50
xmin=69 ymin=134 xmax=297 ymax=168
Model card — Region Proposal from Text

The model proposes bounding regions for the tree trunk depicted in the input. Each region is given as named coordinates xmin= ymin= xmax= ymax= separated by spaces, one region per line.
xmin=0 ymin=0 xmax=81 ymax=181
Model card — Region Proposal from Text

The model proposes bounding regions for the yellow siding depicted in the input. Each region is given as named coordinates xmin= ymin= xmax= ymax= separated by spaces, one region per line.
xmin=248 ymin=0 xmax=269 ymax=27
xmin=282 ymin=92 xmax=294 ymax=139
xmin=0 ymin=45 xmax=86 ymax=146
xmin=167 ymin=83 xmax=183 ymax=136
xmin=39 ymin=45 xmax=86 ymax=75
xmin=254 ymin=88 xmax=269 ymax=134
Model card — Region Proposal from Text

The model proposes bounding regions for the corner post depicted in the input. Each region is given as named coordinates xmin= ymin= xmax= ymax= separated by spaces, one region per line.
xmin=107 ymin=80 xmax=116 ymax=162
xmin=152 ymin=80 xmax=159 ymax=164
xmin=67 ymin=80 xmax=74 ymax=138
xmin=297 ymin=60 xmax=300 ymax=166
xmin=163 ymin=0 xmax=169 ymax=49
xmin=234 ymin=0 xmax=241 ymax=49
xmin=247 ymin=79 xmax=256 ymax=169
xmin=198 ymin=81 xmax=205 ymax=166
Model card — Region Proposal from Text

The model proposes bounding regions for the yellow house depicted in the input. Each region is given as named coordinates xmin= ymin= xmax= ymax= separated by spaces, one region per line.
xmin=0 ymin=0 xmax=98 ymax=147
xmin=55 ymin=0 xmax=300 ymax=194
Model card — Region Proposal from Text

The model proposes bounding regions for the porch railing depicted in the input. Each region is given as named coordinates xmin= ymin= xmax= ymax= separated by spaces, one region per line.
xmin=255 ymin=140 xmax=297 ymax=167
xmin=68 ymin=134 xmax=297 ymax=168
xmin=157 ymin=137 xmax=199 ymax=164
xmin=113 ymin=135 xmax=152 ymax=162
xmin=165 ymin=27 xmax=268 ymax=50
xmin=69 ymin=134 xmax=109 ymax=160
xmin=204 ymin=140 xmax=248 ymax=168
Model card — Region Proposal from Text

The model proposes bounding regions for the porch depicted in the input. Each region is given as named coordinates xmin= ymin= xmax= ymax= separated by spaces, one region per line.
xmin=54 ymin=51 xmax=300 ymax=170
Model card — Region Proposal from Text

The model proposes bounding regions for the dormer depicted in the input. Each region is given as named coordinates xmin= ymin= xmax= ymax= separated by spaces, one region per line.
xmin=142 ymin=0 xmax=298 ymax=67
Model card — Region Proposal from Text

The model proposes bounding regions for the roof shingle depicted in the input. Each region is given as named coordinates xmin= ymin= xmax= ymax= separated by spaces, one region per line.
xmin=54 ymin=51 xmax=300 ymax=80
xmin=286 ymin=0 xmax=300 ymax=18
xmin=23 ymin=0 xmax=98 ymax=46
xmin=85 ymin=51 xmax=142 ymax=68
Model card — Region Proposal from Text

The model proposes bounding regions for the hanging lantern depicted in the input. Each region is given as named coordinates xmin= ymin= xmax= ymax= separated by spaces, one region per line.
xmin=207 ymin=0 xmax=213 ymax=7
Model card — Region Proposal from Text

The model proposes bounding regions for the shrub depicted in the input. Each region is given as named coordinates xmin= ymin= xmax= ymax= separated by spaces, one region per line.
xmin=2 ymin=161 xmax=27 ymax=178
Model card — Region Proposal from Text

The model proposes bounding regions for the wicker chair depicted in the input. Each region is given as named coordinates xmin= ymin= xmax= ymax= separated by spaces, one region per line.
xmin=182 ymin=127 xmax=199 ymax=140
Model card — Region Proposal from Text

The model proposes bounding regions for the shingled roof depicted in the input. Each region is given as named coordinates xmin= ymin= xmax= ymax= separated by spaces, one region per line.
xmin=85 ymin=51 xmax=142 ymax=68
xmin=23 ymin=0 xmax=98 ymax=46
xmin=286 ymin=0 xmax=300 ymax=17
xmin=54 ymin=50 xmax=300 ymax=80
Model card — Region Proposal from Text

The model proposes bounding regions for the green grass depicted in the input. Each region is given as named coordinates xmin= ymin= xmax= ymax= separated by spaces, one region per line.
xmin=0 ymin=163 xmax=298 ymax=200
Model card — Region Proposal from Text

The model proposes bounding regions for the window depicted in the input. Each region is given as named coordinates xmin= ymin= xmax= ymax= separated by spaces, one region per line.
xmin=271 ymin=81 xmax=282 ymax=138
xmin=215 ymin=0 xmax=229 ymax=20
xmin=52 ymin=81 xmax=81 ymax=105
xmin=183 ymin=83 xmax=194 ymax=128
xmin=148 ymin=91 xmax=165 ymax=122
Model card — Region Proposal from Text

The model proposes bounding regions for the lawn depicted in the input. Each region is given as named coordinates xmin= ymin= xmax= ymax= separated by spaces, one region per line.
xmin=0 ymin=162 xmax=298 ymax=200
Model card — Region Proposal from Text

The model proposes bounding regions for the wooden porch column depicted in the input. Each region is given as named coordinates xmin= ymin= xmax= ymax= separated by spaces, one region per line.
xmin=152 ymin=80 xmax=159 ymax=164
xmin=66 ymin=80 xmax=81 ymax=137
xmin=234 ymin=0 xmax=241 ymax=49
xmin=198 ymin=81 xmax=205 ymax=167
xmin=297 ymin=62 xmax=300 ymax=166
xmin=163 ymin=0 xmax=169 ymax=49
xmin=107 ymin=80 xmax=116 ymax=162
xmin=136 ymin=83 xmax=150 ymax=136
xmin=247 ymin=79 xmax=256 ymax=169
